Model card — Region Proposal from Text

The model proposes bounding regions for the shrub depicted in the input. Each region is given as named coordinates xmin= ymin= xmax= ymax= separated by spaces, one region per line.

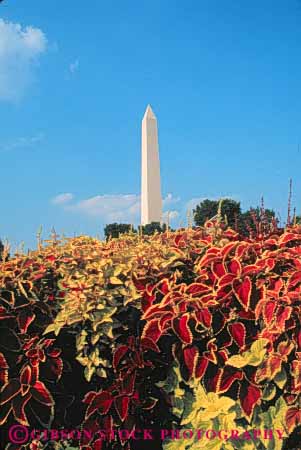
xmin=0 ymin=223 xmax=300 ymax=450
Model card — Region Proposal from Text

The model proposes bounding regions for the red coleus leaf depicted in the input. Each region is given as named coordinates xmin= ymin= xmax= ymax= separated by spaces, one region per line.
xmin=235 ymin=243 xmax=249 ymax=259
xmin=228 ymin=322 xmax=246 ymax=348
xmin=280 ymin=232 xmax=301 ymax=246
xmin=142 ymin=292 xmax=155 ymax=311
xmin=80 ymin=417 xmax=103 ymax=446
xmin=103 ymin=414 xmax=113 ymax=431
xmin=215 ymin=367 xmax=243 ymax=394
xmin=113 ymin=345 xmax=129 ymax=370
xmin=186 ymin=282 xmax=210 ymax=296
xmin=142 ymin=397 xmax=158 ymax=410
xmin=263 ymin=301 xmax=277 ymax=325
xmin=0 ymin=352 xmax=8 ymax=369
xmin=41 ymin=338 xmax=55 ymax=349
xmin=285 ymin=407 xmax=301 ymax=433
xmin=141 ymin=318 xmax=162 ymax=343
xmin=0 ymin=306 xmax=14 ymax=320
xmin=183 ymin=346 xmax=199 ymax=379
xmin=216 ymin=285 xmax=233 ymax=302
xmin=174 ymin=232 xmax=187 ymax=247
xmin=211 ymin=261 xmax=227 ymax=279
xmin=12 ymin=392 xmax=31 ymax=426
xmin=0 ymin=402 xmax=12 ymax=426
xmin=172 ymin=315 xmax=192 ymax=344
xmin=142 ymin=303 xmax=172 ymax=320
xmin=85 ymin=391 xmax=113 ymax=419
xmin=156 ymin=278 xmax=170 ymax=295
xmin=237 ymin=310 xmax=255 ymax=321
xmin=30 ymin=381 xmax=54 ymax=406
xmin=49 ymin=357 xmax=63 ymax=380
xmin=195 ymin=308 xmax=212 ymax=328
xmin=0 ymin=379 xmax=21 ymax=404
xmin=195 ymin=356 xmax=209 ymax=380
xmin=284 ymin=394 xmax=297 ymax=405
xmin=276 ymin=306 xmax=292 ymax=331
xmin=114 ymin=396 xmax=130 ymax=422
xmin=288 ymin=271 xmax=301 ymax=288
xmin=33 ymin=273 xmax=45 ymax=281
xmin=122 ymin=371 xmax=136 ymax=396
xmin=240 ymin=384 xmax=261 ymax=420
xmin=131 ymin=349 xmax=143 ymax=367
xmin=132 ymin=274 xmax=147 ymax=291
xmin=233 ymin=276 xmax=252 ymax=311
xmin=295 ymin=331 xmax=301 ymax=350
xmin=291 ymin=359 xmax=301 ymax=391
xmin=20 ymin=365 xmax=32 ymax=386
xmin=17 ymin=310 xmax=36 ymax=334
xmin=255 ymin=354 xmax=282 ymax=384
xmin=47 ymin=348 xmax=61 ymax=358
xmin=228 ymin=259 xmax=241 ymax=276
xmin=277 ymin=341 xmax=294 ymax=358
xmin=220 ymin=241 xmax=237 ymax=259
xmin=242 ymin=264 xmax=260 ymax=276
xmin=93 ymin=439 xmax=103 ymax=450
xmin=219 ymin=273 xmax=236 ymax=287
xmin=141 ymin=337 xmax=160 ymax=353
xmin=38 ymin=348 xmax=45 ymax=361
xmin=204 ymin=340 xmax=218 ymax=364
xmin=222 ymin=229 xmax=239 ymax=239
xmin=83 ymin=391 xmax=97 ymax=404
xmin=159 ymin=312 xmax=173 ymax=330
xmin=45 ymin=255 xmax=56 ymax=262
xmin=0 ymin=353 xmax=8 ymax=385
xmin=26 ymin=348 xmax=39 ymax=359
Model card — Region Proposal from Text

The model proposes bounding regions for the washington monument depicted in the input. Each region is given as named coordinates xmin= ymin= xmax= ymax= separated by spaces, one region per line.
xmin=141 ymin=105 xmax=163 ymax=225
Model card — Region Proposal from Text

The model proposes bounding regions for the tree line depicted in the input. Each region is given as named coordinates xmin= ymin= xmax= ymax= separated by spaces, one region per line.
xmin=103 ymin=198 xmax=300 ymax=240
xmin=1 ymin=198 xmax=300 ymax=250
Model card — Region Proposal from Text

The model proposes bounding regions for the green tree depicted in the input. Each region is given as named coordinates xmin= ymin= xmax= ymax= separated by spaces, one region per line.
xmin=140 ymin=222 xmax=167 ymax=236
xmin=238 ymin=207 xmax=276 ymax=236
xmin=104 ymin=223 xmax=134 ymax=240
xmin=193 ymin=198 xmax=241 ymax=228
xmin=295 ymin=215 xmax=301 ymax=225
xmin=0 ymin=239 xmax=3 ymax=260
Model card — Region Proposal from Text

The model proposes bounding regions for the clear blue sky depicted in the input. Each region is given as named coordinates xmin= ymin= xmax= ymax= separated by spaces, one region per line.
xmin=1 ymin=0 xmax=301 ymax=251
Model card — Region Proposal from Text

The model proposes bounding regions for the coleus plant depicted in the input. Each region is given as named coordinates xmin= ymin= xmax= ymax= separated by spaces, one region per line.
xmin=0 ymin=224 xmax=300 ymax=450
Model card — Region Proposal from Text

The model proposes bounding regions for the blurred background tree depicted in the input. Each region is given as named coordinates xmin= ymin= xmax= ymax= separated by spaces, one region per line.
xmin=193 ymin=198 xmax=241 ymax=228
xmin=104 ymin=223 xmax=133 ymax=240
xmin=0 ymin=239 xmax=4 ymax=259
xmin=193 ymin=198 xmax=278 ymax=236
xmin=140 ymin=222 xmax=167 ymax=235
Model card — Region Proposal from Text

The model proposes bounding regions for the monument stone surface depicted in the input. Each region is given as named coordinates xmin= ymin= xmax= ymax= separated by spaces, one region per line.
xmin=141 ymin=105 xmax=163 ymax=225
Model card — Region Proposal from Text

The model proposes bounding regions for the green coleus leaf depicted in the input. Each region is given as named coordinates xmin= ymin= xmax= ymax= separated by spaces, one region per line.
xmin=257 ymin=397 xmax=288 ymax=450
xmin=225 ymin=338 xmax=269 ymax=368
xmin=163 ymin=440 xmax=188 ymax=450
xmin=262 ymin=383 xmax=276 ymax=401
xmin=76 ymin=330 xmax=88 ymax=351
xmin=274 ymin=367 xmax=287 ymax=389
xmin=84 ymin=365 xmax=95 ymax=382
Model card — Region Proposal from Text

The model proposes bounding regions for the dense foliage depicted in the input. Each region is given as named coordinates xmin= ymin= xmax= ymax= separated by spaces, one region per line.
xmin=193 ymin=199 xmax=241 ymax=228
xmin=0 ymin=220 xmax=300 ymax=450
xmin=0 ymin=239 xmax=4 ymax=260
xmin=104 ymin=222 xmax=169 ymax=240
xmin=192 ymin=199 xmax=276 ymax=237
xmin=104 ymin=224 xmax=133 ymax=240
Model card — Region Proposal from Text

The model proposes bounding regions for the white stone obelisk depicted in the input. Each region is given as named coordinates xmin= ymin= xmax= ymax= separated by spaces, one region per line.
xmin=141 ymin=105 xmax=162 ymax=225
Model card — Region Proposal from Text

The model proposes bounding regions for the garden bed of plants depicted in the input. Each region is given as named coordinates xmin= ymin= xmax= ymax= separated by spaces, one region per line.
xmin=0 ymin=220 xmax=300 ymax=450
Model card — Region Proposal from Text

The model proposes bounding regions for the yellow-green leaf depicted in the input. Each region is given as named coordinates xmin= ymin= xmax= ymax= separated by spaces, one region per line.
xmin=109 ymin=276 xmax=123 ymax=285
xmin=274 ymin=367 xmax=287 ymax=389
xmin=226 ymin=338 xmax=268 ymax=368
